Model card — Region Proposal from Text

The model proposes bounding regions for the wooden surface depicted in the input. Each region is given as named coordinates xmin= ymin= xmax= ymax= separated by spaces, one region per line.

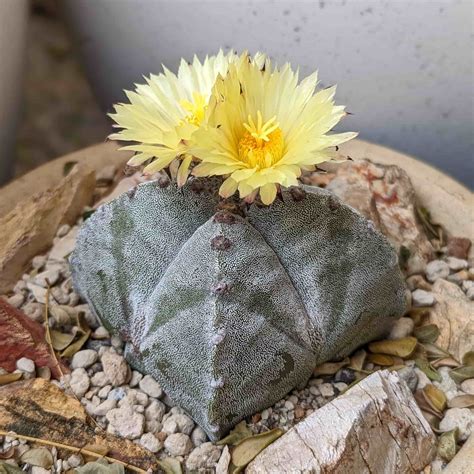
xmin=1 ymin=139 xmax=472 ymax=247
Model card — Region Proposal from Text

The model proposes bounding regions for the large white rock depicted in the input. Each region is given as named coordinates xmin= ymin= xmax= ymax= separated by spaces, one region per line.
xmin=247 ymin=371 xmax=436 ymax=473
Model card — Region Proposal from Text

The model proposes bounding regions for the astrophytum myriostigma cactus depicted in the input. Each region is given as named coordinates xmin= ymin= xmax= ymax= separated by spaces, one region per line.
xmin=70 ymin=178 xmax=407 ymax=440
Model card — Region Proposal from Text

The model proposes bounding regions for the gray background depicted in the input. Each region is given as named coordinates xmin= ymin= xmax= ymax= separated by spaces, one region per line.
xmin=64 ymin=0 xmax=474 ymax=187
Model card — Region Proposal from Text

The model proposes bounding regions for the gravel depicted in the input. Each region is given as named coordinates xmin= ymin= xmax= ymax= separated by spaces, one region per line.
xmin=388 ymin=317 xmax=415 ymax=340
xmin=164 ymin=433 xmax=194 ymax=456
xmin=106 ymin=405 xmax=145 ymax=439
xmin=69 ymin=368 xmax=90 ymax=398
xmin=101 ymin=349 xmax=130 ymax=387
xmin=412 ymin=289 xmax=436 ymax=307
xmin=439 ymin=408 xmax=474 ymax=441
xmin=425 ymin=260 xmax=450 ymax=282
xmin=138 ymin=433 xmax=162 ymax=453
xmin=71 ymin=349 xmax=98 ymax=369
xmin=139 ymin=374 xmax=163 ymax=398
xmin=16 ymin=357 xmax=35 ymax=374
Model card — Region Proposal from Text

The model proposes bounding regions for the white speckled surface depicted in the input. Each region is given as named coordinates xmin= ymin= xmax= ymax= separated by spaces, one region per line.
xmin=63 ymin=0 xmax=473 ymax=187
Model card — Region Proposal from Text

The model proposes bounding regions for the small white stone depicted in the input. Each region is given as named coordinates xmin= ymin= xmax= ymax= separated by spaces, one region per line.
xmin=33 ymin=269 xmax=60 ymax=288
xmin=90 ymin=371 xmax=109 ymax=387
xmin=26 ymin=283 xmax=48 ymax=304
xmin=162 ymin=413 xmax=195 ymax=435
xmin=460 ymin=379 xmax=474 ymax=395
xmin=22 ymin=302 xmax=44 ymax=322
xmin=93 ymin=398 xmax=117 ymax=416
xmin=145 ymin=399 xmax=166 ymax=422
xmin=284 ymin=400 xmax=295 ymax=410
xmin=139 ymin=375 xmax=162 ymax=398
xmin=71 ymin=350 xmax=98 ymax=369
xmin=191 ymin=426 xmax=208 ymax=447
xmin=139 ymin=433 xmax=162 ymax=453
xmin=129 ymin=370 xmax=143 ymax=388
xmin=164 ymin=433 xmax=193 ymax=456
xmin=462 ymin=280 xmax=474 ymax=292
xmin=412 ymin=289 xmax=436 ymax=307
xmin=70 ymin=368 xmax=90 ymax=398
xmin=16 ymin=357 xmax=35 ymax=374
xmin=434 ymin=367 xmax=461 ymax=401
xmin=106 ymin=405 xmax=145 ymax=439
xmin=7 ymin=293 xmax=24 ymax=308
xmin=414 ymin=368 xmax=431 ymax=390
xmin=309 ymin=386 xmax=320 ymax=396
xmin=92 ymin=326 xmax=110 ymax=340
xmin=186 ymin=442 xmax=222 ymax=471
xmin=319 ymin=383 xmax=335 ymax=398
xmin=98 ymin=385 xmax=112 ymax=398
xmin=30 ymin=467 xmax=50 ymax=474
xmin=388 ymin=317 xmax=415 ymax=339
xmin=261 ymin=409 xmax=270 ymax=420
xmin=439 ymin=408 xmax=474 ymax=441
xmin=466 ymin=287 xmax=474 ymax=300
xmin=31 ymin=255 xmax=47 ymax=270
xmin=67 ymin=454 xmax=83 ymax=468
xmin=446 ymin=257 xmax=468 ymax=271
xmin=425 ymin=260 xmax=450 ymax=282
xmin=101 ymin=350 xmax=130 ymax=387
xmin=56 ymin=224 xmax=71 ymax=238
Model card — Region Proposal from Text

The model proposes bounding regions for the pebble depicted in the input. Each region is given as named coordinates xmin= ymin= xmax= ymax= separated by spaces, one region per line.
xmin=186 ymin=442 xmax=222 ymax=471
xmin=92 ymin=326 xmax=110 ymax=340
xmin=163 ymin=414 xmax=195 ymax=435
xmin=31 ymin=255 xmax=47 ymax=270
xmin=26 ymin=283 xmax=48 ymax=304
xmin=414 ymin=368 xmax=431 ymax=390
xmin=16 ymin=357 xmax=35 ymax=374
xmin=462 ymin=280 xmax=474 ymax=292
xmin=398 ymin=366 xmax=418 ymax=392
xmin=108 ymin=387 xmax=126 ymax=401
xmin=412 ymin=289 xmax=436 ymax=307
xmin=446 ymin=257 xmax=468 ymax=271
xmin=447 ymin=270 xmax=468 ymax=284
xmin=439 ymin=408 xmax=474 ymax=441
xmin=93 ymin=399 xmax=117 ymax=416
xmin=30 ymin=468 xmax=50 ymax=474
xmin=434 ymin=367 xmax=460 ymax=401
xmin=447 ymin=236 xmax=471 ymax=260
xmin=145 ymin=399 xmax=166 ymax=423
xmin=284 ymin=400 xmax=295 ymax=410
xmin=139 ymin=433 xmax=162 ymax=453
xmin=101 ymin=350 xmax=130 ymax=386
xmin=334 ymin=368 xmax=356 ymax=384
xmin=466 ymin=287 xmax=474 ymax=300
xmin=98 ymin=385 xmax=112 ymax=399
xmin=129 ymin=370 xmax=143 ymax=388
xmin=57 ymin=224 xmax=71 ymax=238
xmin=37 ymin=366 xmax=51 ymax=380
xmin=70 ymin=368 xmax=90 ymax=398
xmin=406 ymin=275 xmax=432 ymax=291
xmin=71 ymin=350 xmax=98 ymax=369
xmin=90 ymin=371 xmax=109 ymax=387
xmin=33 ymin=269 xmax=60 ymax=288
xmin=190 ymin=426 xmax=208 ymax=447
xmin=425 ymin=260 xmax=450 ymax=282
xmin=7 ymin=293 xmax=24 ymax=308
xmin=388 ymin=317 xmax=414 ymax=339
xmin=106 ymin=405 xmax=145 ymax=439
xmin=139 ymin=375 xmax=162 ymax=398
xmin=319 ymin=383 xmax=335 ymax=398
xmin=22 ymin=302 xmax=44 ymax=322
xmin=67 ymin=454 xmax=83 ymax=468
xmin=460 ymin=379 xmax=474 ymax=395
xmin=164 ymin=433 xmax=193 ymax=456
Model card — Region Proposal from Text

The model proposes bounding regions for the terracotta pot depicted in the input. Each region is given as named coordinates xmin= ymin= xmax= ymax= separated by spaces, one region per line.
xmin=1 ymin=138 xmax=472 ymax=255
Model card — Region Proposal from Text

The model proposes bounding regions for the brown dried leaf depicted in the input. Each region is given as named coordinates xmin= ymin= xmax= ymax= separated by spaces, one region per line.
xmin=368 ymin=337 xmax=417 ymax=358
xmin=60 ymin=330 xmax=90 ymax=358
xmin=414 ymin=324 xmax=440 ymax=344
xmin=447 ymin=394 xmax=474 ymax=409
xmin=313 ymin=357 xmax=350 ymax=375
xmin=366 ymin=354 xmax=395 ymax=366
xmin=0 ymin=373 xmax=22 ymax=386
xmin=349 ymin=349 xmax=366 ymax=371
xmin=449 ymin=366 xmax=474 ymax=384
xmin=232 ymin=429 xmax=284 ymax=468
xmin=422 ymin=343 xmax=451 ymax=361
xmin=82 ymin=443 xmax=109 ymax=463
xmin=0 ymin=447 xmax=14 ymax=460
xmin=50 ymin=330 xmax=76 ymax=351
xmin=216 ymin=421 xmax=253 ymax=446
xmin=20 ymin=448 xmax=53 ymax=468
xmin=414 ymin=390 xmax=443 ymax=419
xmin=423 ymin=384 xmax=447 ymax=412
xmin=437 ymin=429 xmax=458 ymax=462
xmin=462 ymin=351 xmax=474 ymax=367
xmin=431 ymin=357 xmax=460 ymax=369
xmin=156 ymin=458 xmax=182 ymax=474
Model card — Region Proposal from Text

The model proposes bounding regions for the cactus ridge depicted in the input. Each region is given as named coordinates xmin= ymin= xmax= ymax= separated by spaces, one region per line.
xmin=71 ymin=178 xmax=407 ymax=439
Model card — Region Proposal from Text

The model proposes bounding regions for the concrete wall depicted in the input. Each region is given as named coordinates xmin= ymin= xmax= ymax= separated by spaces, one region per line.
xmin=64 ymin=0 xmax=474 ymax=187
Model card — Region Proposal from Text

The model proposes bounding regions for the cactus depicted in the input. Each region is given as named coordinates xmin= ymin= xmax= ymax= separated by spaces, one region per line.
xmin=70 ymin=179 xmax=407 ymax=440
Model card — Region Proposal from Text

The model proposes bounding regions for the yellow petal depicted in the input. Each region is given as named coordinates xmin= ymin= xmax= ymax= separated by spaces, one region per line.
xmin=177 ymin=154 xmax=193 ymax=187
xmin=219 ymin=177 xmax=238 ymax=198
xmin=260 ymin=183 xmax=277 ymax=205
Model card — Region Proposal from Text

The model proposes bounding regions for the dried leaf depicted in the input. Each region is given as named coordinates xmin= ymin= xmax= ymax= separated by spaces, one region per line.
xmin=60 ymin=330 xmax=90 ymax=358
xmin=448 ymin=394 xmax=474 ymax=409
xmin=462 ymin=351 xmax=474 ymax=367
xmin=313 ymin=357 xmax=350 ymax=375
xmin=349 ymin=349 xmax=366 ymax=371
xmin=422 ymin=343 xmax=451 ymax=360
xmin=76 ymin=459 xmax=125 ymax=474
xmin=216 ymin=421 xmax=252 ymax=446
xmin=431 ymin=357 xmax=460 ymax=369
xmin=0 ymin=447 xmax=15 ymax=460
xmin=0 ymin=462 xmax=23 ymax=474
xmin=49 ymin=306 xmax=72 ymax=326
xmin=50 ymin=330 xmax=76 ymax=351
xmin=156 ymin=458 xmax=182 ymax=474
xmin=414 ymin=390 xmax=443 ymax=419
xmin=415 ymin=358 xmax=442 ymax=382
xmin=437 ymin=429 xmax=458 ymax=462
xmin=76 ymin=312 xmax=91 ymax=335
xmin=414 ymin=324 xmax=440 ymax=344
xmin=368 ymin=337 xmax=417 ymax=358
xmin=0 ymin=373 xmax=22 ymax=386
xmin=366 ymin=354 xmax=395 ymax=366
xmin=20 ymin=447 xmax=53 ymax=468
xmin=420 ymin=410 xmax=441 ymax=430
xmin=449 ymin=366 xmax=474 ymax=384
xmin=423 ymin=384 xmax=447 ymax=412
xmin=232 ymin=429 xmax=284 ymax=468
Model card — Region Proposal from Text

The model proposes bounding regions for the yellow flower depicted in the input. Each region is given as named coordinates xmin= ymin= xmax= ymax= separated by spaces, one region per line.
xmin=109 ymin=50 xmax=237 ymax=186
xmin=192 ymin=54 xmax=357 ymax=204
